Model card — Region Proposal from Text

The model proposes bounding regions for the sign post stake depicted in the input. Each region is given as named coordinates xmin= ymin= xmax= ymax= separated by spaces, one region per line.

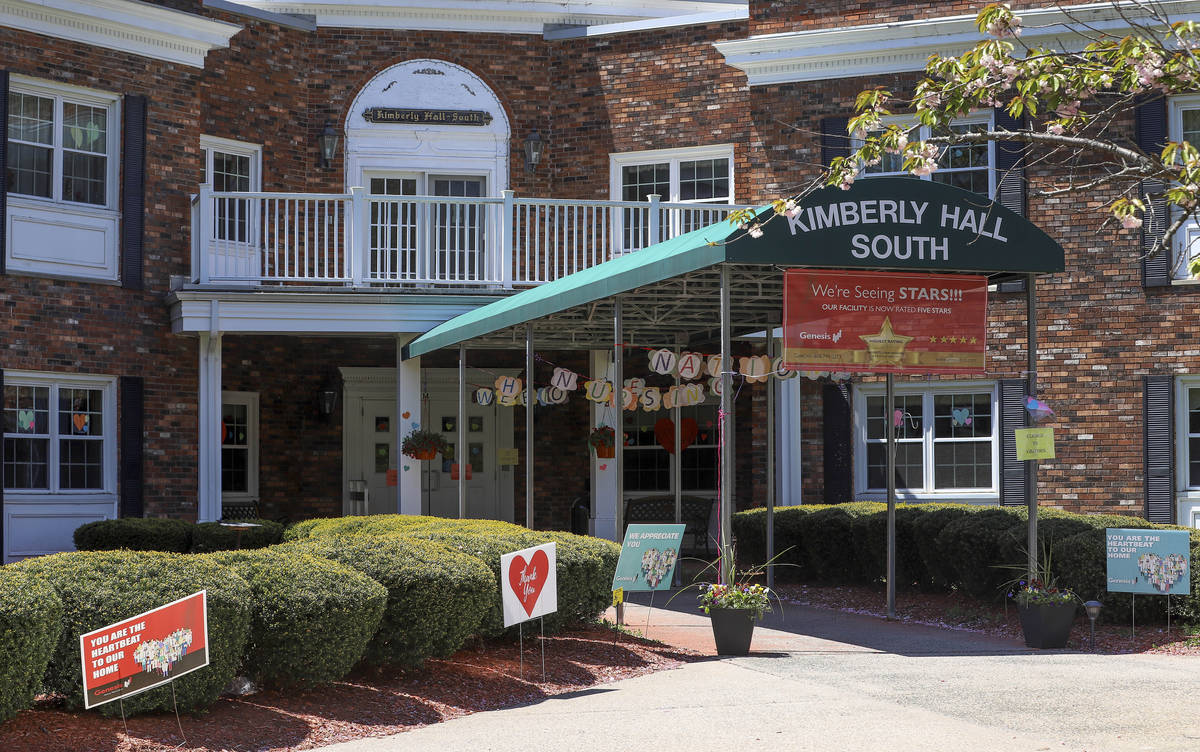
xmin=886 ymin=372 xmax=897 ymax=620
xmin=1027 ymin=274 xmax=1039 ymax=579
xmin=540 ymin=617 xmax=546 ymax=682
xmin=518 ymin=621 xmax=524 ymax=676
xmin=526 ymin=324 xmax=534 ymax=528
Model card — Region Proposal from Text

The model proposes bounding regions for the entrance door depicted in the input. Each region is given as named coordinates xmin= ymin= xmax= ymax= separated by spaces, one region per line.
xmin=360 ymin=397 xmax=397 ymax=515
xmin=424 ymin=398 xmax=499 ymax=519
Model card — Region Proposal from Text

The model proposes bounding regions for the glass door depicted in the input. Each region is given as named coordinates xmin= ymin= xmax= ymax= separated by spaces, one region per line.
xmin=431 ymin=176 xmax=486 ymax=282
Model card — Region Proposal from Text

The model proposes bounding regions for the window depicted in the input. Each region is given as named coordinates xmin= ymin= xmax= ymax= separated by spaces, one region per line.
xmin=221 ymin=392 xmax=259 ymax=501
xmin=2 ymin=373 xmax=116 ymax=495
xmin=859 ymin=113 xmax=995 ymax=198
xmin=201 ymin=136 xmax=261 ymax=243
xmin=854 ymin=382 xmax=998 ymax=499
xmin=1168 ymin=96 xmax=1200 ymax=279
xmin=623 ymin=400 xmax=719 ymax=495
xmin=610 ymin=145 xmax=735 ymax=250
xmin=366 ymin=173 xmax=486 ymax=282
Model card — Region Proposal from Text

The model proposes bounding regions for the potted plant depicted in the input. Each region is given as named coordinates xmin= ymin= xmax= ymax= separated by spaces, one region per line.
xmin=588 ymin=424 xmax=616 ymax=458
xmin=692 ymin=544 xmax=778 ymax=656
xmin=401 ymin=428 xmax=449 ymax=461
xmin=1002 ymin=544 xmax=1079 ymax=649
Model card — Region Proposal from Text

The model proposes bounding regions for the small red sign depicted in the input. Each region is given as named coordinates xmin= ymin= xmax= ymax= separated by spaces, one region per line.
xmin=783 ymin=269 xmax=988 ymax=375
xmin=450 ymin=463 xmax=472 ymax=481
xmin=386 ymin=469 xmax=398 ymax=487
xmin=80 ymin=591 xmax=209 ymax=709
xmin=507 ymin=548 xmax=551 ymax=617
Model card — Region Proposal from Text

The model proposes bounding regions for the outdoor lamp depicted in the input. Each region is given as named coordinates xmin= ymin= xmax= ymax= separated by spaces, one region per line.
xmin=318 ymin=121 xmax=341 ymax=168
xmin=1084 ymin=600 xmax=1103 ymax=651
xmin=317 ymin=380 xmax=340 ymax=418
xmin=523 ymin=130 xmax=545 ymax=171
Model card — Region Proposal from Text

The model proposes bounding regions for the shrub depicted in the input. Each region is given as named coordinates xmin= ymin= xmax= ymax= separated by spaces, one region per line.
xmin=911 ymin=504 xmax=990 ymax=589
xmin=13 ymin=551 xmax=251 ymax=716
xmin=732 ymin=505 xmax=831 ymax=578
xmin=207 ymin=549 xmax=386 ymax=688
xmin=191 ymin=520 xmax=285 ymax=553
xmin=935 ymin=508 xmax=1025 ymax=599
xmin=850 ymin=506 xmax=929 ymax=588
xmin=794 ymin=503 xmax=885 ymax=582
xmin=73 ymin=518 xmax=193 ymax=553
xmin=284 ymin=534 xmax=495 ymax=666
xmin=0 ymin=568 xmax=63 ymax=723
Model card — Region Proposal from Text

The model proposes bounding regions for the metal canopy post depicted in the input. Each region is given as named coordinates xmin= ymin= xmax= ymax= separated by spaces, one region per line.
xmin=886 ymin=372 xmax=897 ymax=620
xmin=458 ymin=344 xmax=467 ymax=519
xmin=614 ymin=297 xmax=624 ymax=539
xmin=767 ymin=320 xmax=777 ymax=590
xmin=1027 ymin=273 xmax=1038 ymax=578
xmin=719 ymin=265 xmax=733 ymax=565
xmin=673 ymin=343 xmax=682 ymax=528
xmin=526 ymin=324 xmax=534 ymax=529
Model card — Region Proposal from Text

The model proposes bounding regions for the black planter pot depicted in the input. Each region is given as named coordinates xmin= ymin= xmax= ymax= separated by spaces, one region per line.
xmin=1017 ymin=601 xmax=1078 ymax=649
xmin=709 ymin=608 xmax=757 ymax=655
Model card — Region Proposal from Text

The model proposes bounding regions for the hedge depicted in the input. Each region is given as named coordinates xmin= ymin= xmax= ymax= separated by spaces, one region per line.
xmin=282 ymin=534 xmax=495 ymax=666
xmin=936 ymin=508 xmax=1027 ymax=598
xmin=850 ymin=506 xmax=929 ymax=589
xmin=731 ymin=506 xmax=831 ymax=579
xmin=0 ymin=567 xmax=63 ymax=723
xmin=73 ymin=518 xmax=193 ymax=553
xmin=207 ymin=549 xmax=386 ymax=688
xmin=13 ymin=551 xmax=251 ymax=716
xmin=793 ymin=503 xmax=885 ymax=583
xmin=191 ymin=520 xmax=285 ymax=553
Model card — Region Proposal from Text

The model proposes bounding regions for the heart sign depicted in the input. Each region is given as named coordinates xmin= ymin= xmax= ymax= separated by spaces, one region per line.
xmin=1138 ymin=553 xmax=1189 ymax=593
xmin=654 ymin=417 xmax=699 ymax=454
xmin=500 ymin=543 xmax=557 ymax=626
xmin=17 ymin=409 xmax=35 ymax=432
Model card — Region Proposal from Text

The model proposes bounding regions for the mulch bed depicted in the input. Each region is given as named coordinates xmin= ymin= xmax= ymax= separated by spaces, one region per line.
xmin=777 ymin=582 xmax=1200 ymax=655
xmin=0 ymin=625 xmax=699 ymax=752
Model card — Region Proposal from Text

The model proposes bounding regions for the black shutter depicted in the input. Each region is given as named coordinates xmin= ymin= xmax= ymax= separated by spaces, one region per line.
xmin=1136 ymin=97 xmax=1171 ymax=287
xmin=999 ymin=378 xmax=1027 ymax=507
xmin=121 ymin=95 xmax=146 ymax=291
xmin=1144 ymin=375 xmax=1174 ymax=523
xmin=822 ymin=382 xmax=853 ymax=503
xmin=1 ymin=70 xmax=8 ymax=276
xmin=820 ymin=116 xmax=850 ymax=166
xmin=993 ymin=107 xmax=1026 ymax=217
xmin=0 ymin=368 xmax=5 ymax=557
xmin=119 ymin=376 xmax=144 ymax=518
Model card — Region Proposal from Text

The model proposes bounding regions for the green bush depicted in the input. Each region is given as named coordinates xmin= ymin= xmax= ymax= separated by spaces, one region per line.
xmin=13 ymin=551 xmax=251 ymax=716
xmin=732 ymin=505 xmax=831 ymax=578
xmin=0 ymin=567 xmax=63 ymax=723
xmin=936 ymin=508 xmax=1025 ymax=599
xmin=206 ymin=549 xmax=386 ymax=688
xmin=191 ymin=520 xmax=285 ymax=553
xmin=73 ymin=518 xmax=193 ymax=553
xmin=850 ymin=506 xmax=929 ymax=588
xmin=910 ymin=504 xmax=989 ymax=588
xmin=794 ymin=503 xmax=885 ymax=582
xmin=283 ymin=534 xmax=495 ymax=666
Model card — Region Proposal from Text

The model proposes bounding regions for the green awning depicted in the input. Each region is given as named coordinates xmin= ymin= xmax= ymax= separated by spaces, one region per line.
xmin=403 ymin=178 xmax=1065 ymax=358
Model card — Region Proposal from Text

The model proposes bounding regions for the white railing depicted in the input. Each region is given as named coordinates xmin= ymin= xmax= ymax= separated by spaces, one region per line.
xmin=190 ymin=184 xmax=755 ymax=288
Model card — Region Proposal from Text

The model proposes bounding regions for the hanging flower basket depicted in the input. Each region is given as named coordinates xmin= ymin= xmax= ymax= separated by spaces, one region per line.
xmin=588 ymin=425 xmax=616 ymax=458
xmin=401 ymin=428 xmax=449 ymax=461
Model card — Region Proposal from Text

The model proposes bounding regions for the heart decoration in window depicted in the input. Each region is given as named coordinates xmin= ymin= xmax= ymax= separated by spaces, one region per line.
xmin=17 ymin=409 xmax=35 ymax=432
xmin=72 ymin=413 xmax=90 ymax=435
xmin=951 ymin=408 xmax=972 ymax=427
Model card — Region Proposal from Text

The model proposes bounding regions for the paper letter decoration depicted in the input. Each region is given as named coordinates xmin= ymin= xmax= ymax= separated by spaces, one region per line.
xmin=622 ymin=387 xmax=637 ymax=411
xmin=739 ymin=355 xmax=770 ymax=383
xmin=706 ymin=355 xmax=727 ymax=378
xmin=648 ymin=349 xmax=677 ymax=375
xmin=475 ymin=388 xmax=495 ymax=406
xmin=771 ymin=356 xmax=798 ymax=380
xmin=640 ymin=387 xmax=662 ymax=412
xmin=551 ymin=367 xmax=579 ymax=391
xmin=584 ymin=379 xmax=613 ymax=403
xmin=495 ymin=376 xmax=522 ymax=401
xmin=677 ymin=352 xmax=704 ymax=380
xmin=709 ymin=377 xmax=723 ymax=396
xmin=546 ymin=386 xmax=569 ymax=405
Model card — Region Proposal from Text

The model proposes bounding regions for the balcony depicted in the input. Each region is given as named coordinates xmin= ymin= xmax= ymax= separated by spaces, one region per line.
xmin=189 ymin=185 xmax=756 ymax=290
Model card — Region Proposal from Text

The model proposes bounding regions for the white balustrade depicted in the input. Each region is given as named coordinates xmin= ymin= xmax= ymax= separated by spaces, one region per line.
xmin=192 ymin=187 xmax=754 ymax=288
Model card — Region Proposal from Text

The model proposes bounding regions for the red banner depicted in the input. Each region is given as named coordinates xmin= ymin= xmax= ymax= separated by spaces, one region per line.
xmin=80 ymin=591 xmax=209 ymax=709
xmin=783 ymin=269 xmax=988 ymax=375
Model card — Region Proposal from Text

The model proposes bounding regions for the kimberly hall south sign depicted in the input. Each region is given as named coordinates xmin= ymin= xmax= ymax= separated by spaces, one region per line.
xmin=783 ymin=269 xmax=988 ymax=375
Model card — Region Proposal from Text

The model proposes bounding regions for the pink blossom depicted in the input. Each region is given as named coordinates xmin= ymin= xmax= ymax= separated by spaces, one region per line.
xmin=1046 ymin=123 xmax=1065 ymax=136
xmin=748 ymin=225 xmax=764 ymax=239
xmin=1121 ymin=214 xmax=1143 ymax=230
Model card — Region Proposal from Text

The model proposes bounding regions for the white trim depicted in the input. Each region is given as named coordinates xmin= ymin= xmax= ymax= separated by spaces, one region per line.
xmin=1 ymin=370 xmax=118 ymax=498
xmin=0 ymin=0 xmax=240 ymax=68
xmin=228 ymin=0 xmax=740 ymax=34
xmin=200 ymin=135 xmax=263 ymax=188
xmin=609 ymin=144 xmax=736 ymax=202
xmin=1167 ymin=95 xmax=1200 ymax=280
xmin=715 ymin=1 xmax=1200 ymax=85
xmin=220 ymin=390 xmax=259 ymax=503
xmin=856 ymin=111 xmax=996 ymax=200
xmin=852 ymin=380 xmax=1000 ymax=502
xmin=543 ymin=7 xmax=748 ymax=39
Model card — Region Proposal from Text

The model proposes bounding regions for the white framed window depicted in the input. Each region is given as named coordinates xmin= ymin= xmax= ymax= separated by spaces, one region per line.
xmin=221 ymin=391 xmax=259 ymax=502
xmin=5 ymin=77 xmax=120 ymax=281
xmin=853 ymin=381 xmax=999 ymax=500
xmin=2 ymin=372 xmax=117 ymax=496
xmin=200 ymin=135 xmax=261 ymax=243
xmin=859 ymin=112 xmax=995 ymax=198
xmin=623 ymin=399 xmax=719 ymax=496
xmin=609 ymin=145 xmax=735 ymax=250
xmin=1167 ymin=95 xmax=1200 ymax=279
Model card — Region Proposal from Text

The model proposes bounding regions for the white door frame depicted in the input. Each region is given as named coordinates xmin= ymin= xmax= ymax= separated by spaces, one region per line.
xmin=341 ymin=367 xmax=399 ymax=516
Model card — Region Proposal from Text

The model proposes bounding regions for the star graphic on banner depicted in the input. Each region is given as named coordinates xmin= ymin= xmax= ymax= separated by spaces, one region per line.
xmin=970 ymin=336 xmax=977 ymax=344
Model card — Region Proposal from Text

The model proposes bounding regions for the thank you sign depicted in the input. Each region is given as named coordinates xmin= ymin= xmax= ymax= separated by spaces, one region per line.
xmin=611 ymin=524 xmax=686 ymax=592
xmin=501 ymin=542 xmax=558 ymax=627
xmin=80 ymin=591 xmax=209 ymax=709
xmin=1106 ymin=529 xmax=1191 ymax=595
xmin=783 ymin=269 xmax=987 ymax=374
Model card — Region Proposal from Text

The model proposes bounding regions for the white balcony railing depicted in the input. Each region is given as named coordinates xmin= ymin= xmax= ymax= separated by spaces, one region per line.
xmin=190 ymin=184 xmax=755 ymax=289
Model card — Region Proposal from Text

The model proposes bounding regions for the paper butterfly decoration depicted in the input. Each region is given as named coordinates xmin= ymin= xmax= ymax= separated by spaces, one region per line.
xmin=1025 ymin=396 xmax=1055 ymax=423
xmin=951 ymin=408 xmax=972 ymax=427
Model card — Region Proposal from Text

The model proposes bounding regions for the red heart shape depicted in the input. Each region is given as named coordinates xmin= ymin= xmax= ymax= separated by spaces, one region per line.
xmin=654 ymin=417 xmax=699 ymax=454
xmin=599 ymin=463 xmax=608 ymax=471
xmin=402 ymin=411 xmax=411 ymax=419
xmin=507 ymin=549 xmax=550 ymax=616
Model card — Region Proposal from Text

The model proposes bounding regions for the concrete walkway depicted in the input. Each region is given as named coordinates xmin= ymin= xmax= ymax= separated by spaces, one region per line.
xmin=322 ymin=593 xmax=1200 ymax=752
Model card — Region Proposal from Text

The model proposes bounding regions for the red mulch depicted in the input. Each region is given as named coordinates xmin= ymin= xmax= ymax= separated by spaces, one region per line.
xmin=0 ymin=625 xmax=699 ymax=752
xmin=777 ymin=582 xmax=1200 ymax=655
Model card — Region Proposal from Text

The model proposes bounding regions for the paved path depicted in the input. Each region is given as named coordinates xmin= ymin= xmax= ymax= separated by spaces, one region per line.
xmin=322 ymin=594 xmax=1200 ymax=752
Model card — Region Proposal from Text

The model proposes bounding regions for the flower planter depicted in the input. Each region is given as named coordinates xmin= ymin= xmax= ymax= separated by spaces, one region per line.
xmin=593 ymin=445 xmax=615 ymax=459
xmin=1017 ymin=602 xmax=1077 ymax=649
xmin=406 ymin=448 xmax=438 ymax=461
xmin=708 ymin=607 xmax=756 ymax=656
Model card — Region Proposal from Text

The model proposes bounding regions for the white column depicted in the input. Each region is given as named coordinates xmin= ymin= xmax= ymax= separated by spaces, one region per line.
xmin=778 ymin=378 xmax=804 ymax=506
xmin=197 ymin=333 xmax=222 ymax=522
xmin=396 ymin=338 xmax=422 ymax=515
xmin=589 ymin=350 xmax=618 ymax=541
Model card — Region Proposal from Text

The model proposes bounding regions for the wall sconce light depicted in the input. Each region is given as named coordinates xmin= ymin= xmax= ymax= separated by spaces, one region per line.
xmin=317 ymin=379 xmax=340 ymax=418
xmin=523 ymin=130 xmax=545 ymax=171
xmin=318 ymin=120 xmax=341 ymax=168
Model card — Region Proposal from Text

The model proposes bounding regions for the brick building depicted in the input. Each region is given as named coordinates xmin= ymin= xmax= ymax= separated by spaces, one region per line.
xmin=1 ymin=0 xmax=1197 ymax=562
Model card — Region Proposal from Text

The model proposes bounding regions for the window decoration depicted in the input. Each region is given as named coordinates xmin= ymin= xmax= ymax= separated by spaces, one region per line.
xmin=3 ymin=376 xmax=113 ymax=493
